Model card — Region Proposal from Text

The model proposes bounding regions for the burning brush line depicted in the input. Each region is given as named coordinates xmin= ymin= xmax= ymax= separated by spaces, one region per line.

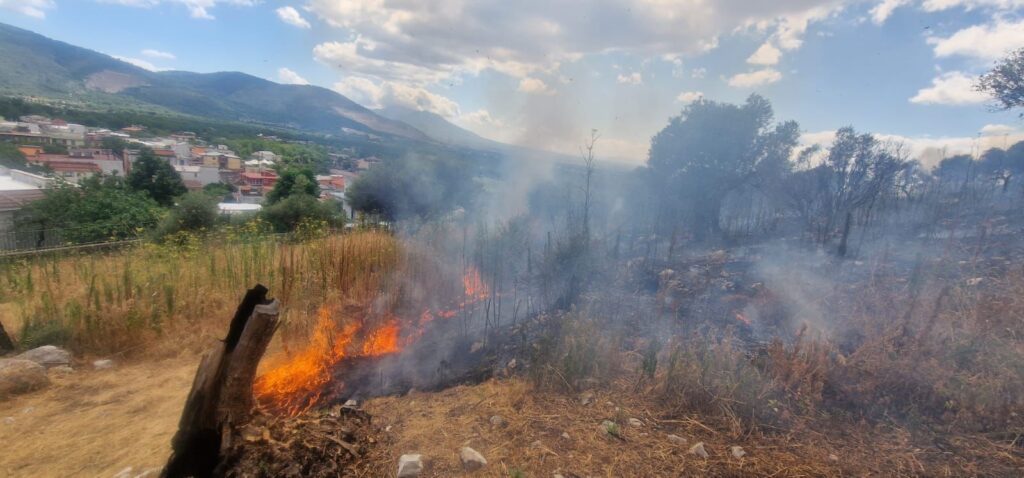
xmin=254 ymin=268 xmax=492 ymax=416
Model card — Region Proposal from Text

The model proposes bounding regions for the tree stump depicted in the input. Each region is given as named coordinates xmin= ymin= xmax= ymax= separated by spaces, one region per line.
xmin=162 ymin=285 xmax=280 ymax=478
xmin=0 ymin=319 xmax=14 ymax=354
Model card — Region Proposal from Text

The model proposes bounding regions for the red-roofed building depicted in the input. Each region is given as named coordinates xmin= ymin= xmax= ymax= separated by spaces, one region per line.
xmin=46 ymin=161 xmax=101 ymax=182
xmin=239 ymin=171 xmax=278 ymax=196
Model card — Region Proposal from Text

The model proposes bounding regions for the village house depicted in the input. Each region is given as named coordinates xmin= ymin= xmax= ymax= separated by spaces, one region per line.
xmin=22 ymin=147 xmax=128 ymax=178
xmin=174 ymin=165 xmax=220 ymax=187
xmin=0 ymin=169 xmax=51 ymax=250
xmin=238 ymin=170 xmax=278 ymax=197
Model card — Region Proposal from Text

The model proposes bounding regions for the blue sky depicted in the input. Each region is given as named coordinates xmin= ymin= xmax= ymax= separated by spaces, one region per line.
xmin=2 ymin=0 xmax=1023 ymax=165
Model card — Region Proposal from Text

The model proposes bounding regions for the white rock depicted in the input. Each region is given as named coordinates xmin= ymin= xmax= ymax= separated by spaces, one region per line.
xmin=15 ymin=346 xmax=71 ymax=368
xmin=397 ymin=454 xmax=423 ymax=477
xmin=628 ymin=418 xmax=642 ymax=427
xmin=93 ymin=359 xmax=116 ymax=370
xmin=489 ymin=415 xmax=505 ymax=427
xmin=0 ymin=359 xmax=49 ymax=398
xmin=689 ymin=442 xmax=709 ymax=458
xmin=344 ymin=399 xmax=358 ymax=407
xmin=667 ymin=434 xmax=687 ymax=445
xmin=730 ymin=446 xmax=746 ymax=458
xmin=828 ymin=453 xmax=839 ymax=462
xmin=561 ymin=432 xmax=571 ymax=440
xmin=579 ymin=391 xmax=594 ymax=405
xmin=459 ymin=447 xmax=487 ymax=471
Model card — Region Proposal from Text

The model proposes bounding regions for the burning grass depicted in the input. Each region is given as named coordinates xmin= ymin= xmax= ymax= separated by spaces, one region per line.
xmin=253 ymin=265 xmax=494 ymax=416
xmin=0 ymin=230 xmax=399 ymax=356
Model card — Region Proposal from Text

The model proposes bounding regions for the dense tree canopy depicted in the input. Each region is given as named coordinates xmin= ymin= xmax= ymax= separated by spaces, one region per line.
xmin=978 ymin=47 xmax=1024 ymax=115
xmin=18 ymin=176 xmax=161 ymax=244
xmin=127 ymin=148 xmax=187 ymax=206
xmin=347 ymin=155 xmax=478 ymax=221
xmin=259 ymin=194 xmax=343 ymax=233
xmin=645 ymin=94 xmax=799 ymax=239
xmin=265 ymin=167 xmax=319 ymax=205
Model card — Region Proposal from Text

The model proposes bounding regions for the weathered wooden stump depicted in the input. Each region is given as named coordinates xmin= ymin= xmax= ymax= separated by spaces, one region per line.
xmin=0 ymin=319 xmax=14 ymax=354
xmin=161 ymin=285 xmax=280 ymax=478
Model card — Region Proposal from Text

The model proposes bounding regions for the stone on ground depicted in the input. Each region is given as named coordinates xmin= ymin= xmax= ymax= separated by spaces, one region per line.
xmin=731 ymin=445 xmax=746 ymax=458
xmin=397 ymin=454 xmax=423 ymax=477
xmin=667 ymin=434 xmax=687 ymax=445
xmin=93 ymin=359 xmax=116 ymax=370
xmin=689 ymin=442 xmax=709 ymax=458
xmin=50 ymin=365 xmax=74 ymax=375
xmin=628 ymin=417 xmax=643 ymax=427
xmin=489 ymin=415 xmax=505 ymax=427
xmin=0 ymin=358 xmax=49 ymax=398
xmin=459 ymin=446 xmax=487 ymax=471
xmin=15 ymin=345 xmax=71 ymax=368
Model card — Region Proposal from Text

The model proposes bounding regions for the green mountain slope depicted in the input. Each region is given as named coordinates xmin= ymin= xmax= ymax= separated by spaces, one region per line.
xmin=0 ymin=22 xmax=425 ymax=140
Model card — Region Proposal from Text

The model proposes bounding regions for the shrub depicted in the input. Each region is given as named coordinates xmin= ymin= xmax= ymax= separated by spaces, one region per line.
xmin=259 ymin=194 xmax=343 ymax=233
xmin=154 ymin=191 xmax=220 ymax=239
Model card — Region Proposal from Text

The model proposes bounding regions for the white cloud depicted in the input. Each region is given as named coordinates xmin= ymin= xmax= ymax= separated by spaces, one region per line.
xmin=747 ymin=42 xmax=782 ymax=65
xmin=676 ymin=91 xmax=704 ymax=103
xmin=142 ymin=49 xmax=176 ymax=60
xmin=617 ymin=72 xmax=643 ymax=85
xmin=305 ymin=0 xmax=849 ymax=88
xmin=980 ymin=123 xmax=1018 ymax=135
xmin=909 ymin=71 xmax=989 ymax=105
xmin=276 ymin=6 xmax=311 ymax=29
xmin=333 ymin=77 xmax=460 ymax=117
xmin=871 ymin=0 xmax=1024 ymax=25
xmin=277 ymin=67 xmax=310 ymax=85
xmin=0 ymin=0 xmax=54 ymax=18
xmin=727 ymin=68 xmax=782 ymax=88
xmin=113 ymin=55 xmax=166 ymax=72
xmin=869 ymin=0 xmax=911 ymax=24
xmin=99 ymin=0 xmax=257 ymax=20
xmin=801 ymin=128 xmax=1024 ymax=168
xmin=457 ymin=109 xmax=506 ymax=129
xmin=928 ymin=18 xmax=1024 ymax=60
xmin=518 ymin=77 xmax=555 ymax=95
xmin=691 ymin=67 xmax=707 ymax=79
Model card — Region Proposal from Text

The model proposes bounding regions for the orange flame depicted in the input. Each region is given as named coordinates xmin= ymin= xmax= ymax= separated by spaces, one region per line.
xmin=253 ymin=307 xmax=359 ymax=415
xmin=254 ymin=267 xmax=493 ymax=415
xmin=362 ymin=320 xmax=401 ymax=356
xmin=463 ymin=268 xmax=490 ymax=301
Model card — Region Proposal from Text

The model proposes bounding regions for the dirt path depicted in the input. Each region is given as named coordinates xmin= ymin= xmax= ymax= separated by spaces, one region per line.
xmin=0 ymin=356 xmax=198 ymax=478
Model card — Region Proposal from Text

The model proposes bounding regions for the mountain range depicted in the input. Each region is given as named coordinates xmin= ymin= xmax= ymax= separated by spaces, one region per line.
xmin=0 ymin=21 xmax=575 ymax=163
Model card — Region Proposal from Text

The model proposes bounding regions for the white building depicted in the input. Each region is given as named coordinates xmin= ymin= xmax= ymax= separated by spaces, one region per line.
xmin=174 ymin=165 xmax=221 ymax=187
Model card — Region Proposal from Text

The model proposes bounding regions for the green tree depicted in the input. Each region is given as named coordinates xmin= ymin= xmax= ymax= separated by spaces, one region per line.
xmin=18 ymin=175 xmax=161 ymax=244
xmin=978 ymin=47 xmax=1024 ymax=115
xmin=979 ymin=141 xmax=1024 ymax=192
xmin=154 ymin=191 xmax=220 ymax=238
xmin=347 ymin=155 xmax=477 ymax=221
xmin=203 ymin=182 xmax=237 ymax=201
xmin=259 ymin=194 xmax=342 ymax=233
xmin=265 ymin=167 xmax=319 ymax=205
xmin=127 ymin=148 xmax=187 ymax=206
xmin=100 ymin=136 xmax=128 ymax=156
xmin=645 ymin=94 xmax=799 ymax=239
